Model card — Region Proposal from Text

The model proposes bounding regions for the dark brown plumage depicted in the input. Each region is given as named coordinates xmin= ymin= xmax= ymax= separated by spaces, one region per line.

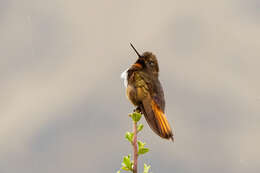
xmin=122 ymin=44 xmax=174 ymax=141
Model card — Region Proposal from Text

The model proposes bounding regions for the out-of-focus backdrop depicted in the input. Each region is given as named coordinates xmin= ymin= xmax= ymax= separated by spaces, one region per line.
xmin=1 ymin=0 xmax=260 ymax=172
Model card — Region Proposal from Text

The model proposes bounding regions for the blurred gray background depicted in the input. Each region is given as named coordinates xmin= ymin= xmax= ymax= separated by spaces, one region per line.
xmin=1 ymin=0 xmax=260 ymax=173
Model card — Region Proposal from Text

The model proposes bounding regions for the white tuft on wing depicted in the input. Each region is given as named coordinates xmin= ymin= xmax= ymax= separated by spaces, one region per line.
xmin=121 ymin=68 xmax=128 ymax=87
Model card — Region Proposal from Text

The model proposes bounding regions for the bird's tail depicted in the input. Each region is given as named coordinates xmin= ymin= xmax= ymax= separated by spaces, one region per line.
xmin=141 ymin=98 xmax=174 ymax=141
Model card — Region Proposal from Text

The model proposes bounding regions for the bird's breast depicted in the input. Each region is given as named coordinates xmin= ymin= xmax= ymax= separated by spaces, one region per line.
xmin=126 ymin=85 xmax=138 ymax=106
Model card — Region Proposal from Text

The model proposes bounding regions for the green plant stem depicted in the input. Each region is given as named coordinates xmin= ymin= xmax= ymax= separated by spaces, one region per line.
xmin=132 ymin=120 xmax=138 ymax=173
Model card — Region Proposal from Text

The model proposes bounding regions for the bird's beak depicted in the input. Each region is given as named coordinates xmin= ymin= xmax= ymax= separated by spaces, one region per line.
xmin=130 ymin=43 xmax=141 ymax=58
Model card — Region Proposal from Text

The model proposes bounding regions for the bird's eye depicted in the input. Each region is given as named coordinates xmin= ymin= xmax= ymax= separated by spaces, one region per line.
xmin=149 ymin=61 xmax=154 ymax=66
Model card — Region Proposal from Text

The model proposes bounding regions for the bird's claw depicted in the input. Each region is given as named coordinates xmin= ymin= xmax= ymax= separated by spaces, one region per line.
xmin=133 ymin=107 xmax=141 ymax=113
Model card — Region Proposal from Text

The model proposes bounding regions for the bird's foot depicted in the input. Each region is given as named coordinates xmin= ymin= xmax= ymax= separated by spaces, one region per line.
xmin=133 ymin=107 xmax=141 ymax=113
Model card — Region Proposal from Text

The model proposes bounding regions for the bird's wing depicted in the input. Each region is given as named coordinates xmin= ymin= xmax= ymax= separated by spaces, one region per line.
xmin=149 ymin=79 xmax=165 ymax=112
xmin=141 ymin=93 xmax=173 ymax=140
xmin=133 ymin=72 xmax=173 ymax=140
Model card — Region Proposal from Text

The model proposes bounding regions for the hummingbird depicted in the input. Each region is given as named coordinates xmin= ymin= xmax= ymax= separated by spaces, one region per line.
xmin=121 ymin=43 xmax=174 ymax=141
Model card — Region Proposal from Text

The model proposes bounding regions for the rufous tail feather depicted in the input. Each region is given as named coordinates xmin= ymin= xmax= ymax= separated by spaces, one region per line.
xmin=141 ymin=96 xmax=174 ymax=141
xmin=151 ymin=100 xmax=173 ymax=141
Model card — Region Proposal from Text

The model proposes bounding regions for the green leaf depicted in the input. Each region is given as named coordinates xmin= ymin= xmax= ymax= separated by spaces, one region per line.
xmin=120 ymin=155 xmax=133 ymax=171
xmin=131 ymin=112 xmax=142 ymax=122
xmin=125 ymin=132 xmax=133 ymax=142
xmin=137 ymin=140 xmax=146 ymax=148
xmin=138 ymin=148 xmax=149 ymax=155
xmin=143 ymin=164 xmax=151 ymax=173
xmin=121 ymin=166 xmax=130 ymax=171
xmin=137 ymin=124 xmax=144 ymax=132
xmin=123 ymin=155 xmax=131 ymax=169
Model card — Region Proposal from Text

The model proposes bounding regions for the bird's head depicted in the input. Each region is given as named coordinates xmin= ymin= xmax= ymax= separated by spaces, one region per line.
xmin=130 ymin=43 xmax=159 ymax=76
